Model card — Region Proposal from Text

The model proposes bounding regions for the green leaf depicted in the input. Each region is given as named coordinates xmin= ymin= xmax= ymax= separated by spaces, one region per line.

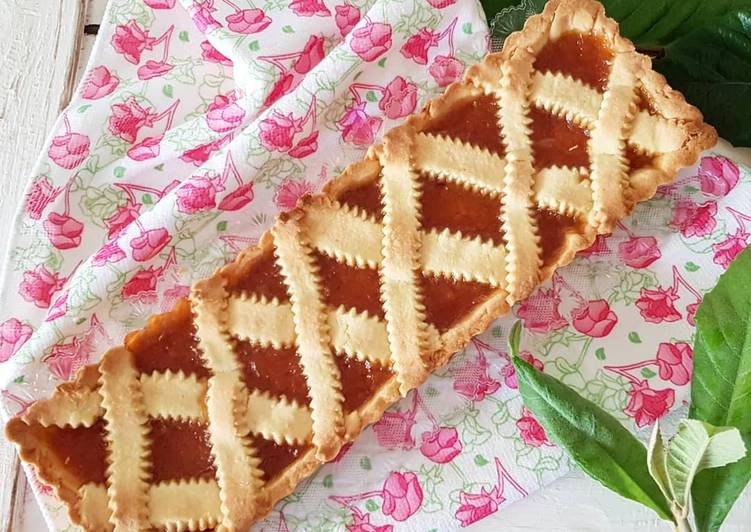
xmin=690 ymin=246 xmax=751 ymax=531
xmin=77 ymin=104 xmax=91 ymax=113
xmin=685 ymin=261 xmax=700 ymax=272
xmin=512 ymin=355 xmax=673 ymax=522
xmin=628 ymin=331 xmax=642 ymax=344
xmin=162 ymin=84 xmax=174 ymax=98
xmin=113 ymin=166 xmax=126 ymax=178
xmin=479 ymin=0 xmax=751 ymax=146
xmin=249 ymin=40 xmax=260 ymax=51
xmin=13 ymin=375 xmax=24 ymax=384
xmin=641 ymin=368 xmax=657 ymax=379
xmin=647 ymin=422 xmax=672 ymax=504
xmin=474 ymin=454 xmax=489 ymax=466
xmin=377 ymin=57 xmax=387 ymax=67
xmin=282 ymin=25 xmax=294 ymax=33
xmin=178 ymin=30 xmax=189 ymax=42
xmin=462 ymin=22 xmax=473 ymax=34
xmin=216 ymin=220 xmax=227 ymax=232
xmin=360 ymin=456 xmax=372 ymax=470
xmin=365 ymin=499 xmax=378 ymax=512
xmin=365 ymin=91 xmax=378 ymax=103
xmin=595 ymin=347 xmax=606 ymax=361
xmin=664 ymin=420 xmax=746 ymax=513
xmin=323 ymin=474 xmax=333 ymax=488
xmin=141 ymin=193 xmax=153 ymax=205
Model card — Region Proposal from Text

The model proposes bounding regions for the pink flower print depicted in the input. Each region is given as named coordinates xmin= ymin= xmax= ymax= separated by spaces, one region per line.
xmin=624 ymin=380 xmax=675 ymax=427
xmin=288 ymin=131 xmax=319 ymax=158
xmin=577 ymin=234 xmax=610 ymax=257
xmin=381 ymin=471 xmax=423 ymax=521
xmin=92 ymin=241 xmax=127 ymax=266
xmin=350 ymin=22 xmax=392 ymax=62
xmin=105 ymin=201 xmax=141 ymax=238
xmin=19 ymin=265 xmax=65 ymax=308
xmin=48 ymin=131 xmax=90 ymax=170
xmin=329 ymin=442 xmax=353 ymax=464
xmin=226 ymin=8 xmax=271 ymax=34
xmin=161 ymin=283 xmax=191 ymax=313
xmin=44 ymin=337 xmax=88 ymax=381
xmin=456 ymin=489 xmax=503 ymax=527
xmin=656 ymin=342 xmax=693 ymax=386
xmin=429 ymin=55 xmax=464 ymax=87
xmin=0 ymin=318 xmax=33 ymax=363
xmin=180 ymin=135 xmax=231 ymax=166
xmin=401 ymin=28 xmax=439 ymax=65
xmin=109 ymin=98 xmax=156 ymax=143
xmin=206 ymin=93 xmax=245 ymax=133
xmin=263 ymin=72 xmax=296 ymax=107
xmin=373 ymin=408 xmax=416 ymax=450
xmin=289 ymin=0 xmax=331 ymax=17
xmin=43 ymin=212 xmax=83 ymax=250
xmin=189 ymin=0 xmax=221 ymax=33
xmin=274 ymin=179 xmax=315 ymax=211
xmin=25 ymin=176 xmax=59 ymax=220
xmin=427 ymin=0 xmax=456 ymax=7
xmin=177 ymin=174 xmax=224 ymax=213
xmin=378 ymin=76 xmax=417 ymax=120
xmin=571 ymin=299 xmax=617 ymax=338
xmin=81 ymin=66 xmax=119 ymax=99
xmin=420 ymin=426 xmax=462 ymax=463
xmin=122 ymin=266 xmax=161 ymax=301
xmin=636 ymin=286 xmax=681 ymax=324
xmin=338 ymin=102 xmax=383 ymax=146
xmin=260 ymin=112 xmax=303 ymax=152
xmin=293 ymin=35 xmax=325 ymax=75
xmin=137 ymin=60 xmax=173 ymax=80
xmin=713 ymin=228 xmax=748 ymax=269
xmin=130 ymin=228 xmax=170 ymax=261
xmin=502 ymin=351 xmax=543 ymax=389
xmin=347 ymin=511 xmax=393 ymax=532
xmin=686 ymin=301 xmax=699 ymax=326
xmin=201 ymin=39 xmax=232 ymax=65
xmin=219 ymin=182 xmax=255 ymax=211
xmin=619 ymin=235 xmax=661 ymax=269
xmin=698 ymin=155 xmax=739 ymax=197
xmin=335 ymin=4 xmax=360 ymax=37
xmin=145 ymin=0 xmax=176 ymax=7
xmin=516 ymin=287 xmax=567 ymax=333
xmin=127 ymin=136 xmax=162 ymax=161
xmin=111 ymin=20 xmax=156 ymax=64
xmin=46 ymin=290 xmax=68 ymax=322
xmin=671 ymin=200 xmax=717 ymax=238
xmin=453 ymin=351 xmax=500 ymax=401
xmin=516 ymin=408 xmax=549 ymax=447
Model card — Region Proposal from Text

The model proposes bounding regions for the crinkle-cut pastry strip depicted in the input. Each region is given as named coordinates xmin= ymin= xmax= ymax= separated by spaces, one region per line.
xmin=5 ymin=0 xmax=717 ymax=529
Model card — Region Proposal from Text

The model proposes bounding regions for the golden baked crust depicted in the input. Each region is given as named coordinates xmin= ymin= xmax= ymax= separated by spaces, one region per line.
xmin=5 ymin=0 xmax=716 ymax=529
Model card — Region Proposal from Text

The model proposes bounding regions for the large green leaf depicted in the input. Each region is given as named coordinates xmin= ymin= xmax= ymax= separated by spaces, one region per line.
xmin=511 ymin=346 xmax=673 ymax=521
xmin=480 ymin=0 xmax=751 ymax=146
xmin=690 ymin=246 xmax=751 ymax=531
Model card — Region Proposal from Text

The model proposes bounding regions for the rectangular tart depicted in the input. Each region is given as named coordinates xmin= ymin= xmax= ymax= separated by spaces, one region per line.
xmin=5 ymin=0 xmax=716 ymax=530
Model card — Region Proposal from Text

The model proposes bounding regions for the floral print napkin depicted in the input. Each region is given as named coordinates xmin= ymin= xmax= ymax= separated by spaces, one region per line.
xmin=1 ymin=0 xmax=749 ymax=530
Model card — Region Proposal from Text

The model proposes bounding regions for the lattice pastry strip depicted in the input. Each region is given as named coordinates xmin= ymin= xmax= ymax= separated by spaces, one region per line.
xmin=5 ymin=1 xmax=717 ymax=530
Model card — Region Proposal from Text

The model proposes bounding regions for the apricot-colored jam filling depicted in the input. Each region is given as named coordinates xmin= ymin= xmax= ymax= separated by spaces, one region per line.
xmin=423 ymin=93 xmax=506 ymax=155
xmin=534 ymin=208 xmax=581 ymax=266
xmin=334 ymin=351 xmax=394 ymax=413
xmin=419 ymin=273 xmax=495 ymax=332
xmin=534 ymin=31 xmax=614 ymax=92
xmin=232 ymin=339 xmax=311 ymax=406
xmin=148 ymin=419 xmax=216 ymax=483
xmin=529 ymin=106 xmax=590 ymax=170
xmin=337 ymin=179 xmax=384 ymax=221
xmin=226 ymin=252 xmax=290 ymax=302
xmin=128 ymin=298 xmax=210 ymax=379
xmin=635 ymin=87 xmax=657 ymax=114
xmin=625 ymin=144 xmax=655 ymax=171
xmin=419 ymin=174 xmax=504 ymax=246
xmin=313 ymin=250 xmax=384 ymax=319
xmin=250 ymin=435 xmax=309 ymax=482
xmin=44 ymin=420 xmax=108 ymax=486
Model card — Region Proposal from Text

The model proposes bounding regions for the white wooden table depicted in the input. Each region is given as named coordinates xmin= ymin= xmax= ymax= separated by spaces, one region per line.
xmin=1 ymin=2 xmax=750 ymax=530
